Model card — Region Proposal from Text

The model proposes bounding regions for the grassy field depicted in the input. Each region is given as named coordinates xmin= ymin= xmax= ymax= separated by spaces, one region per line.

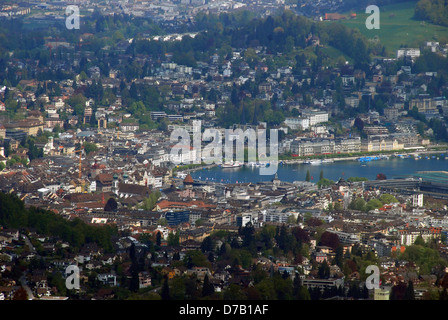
xmin=320 ymin=46 xmax=355 ymax=64
xmin=330 ymin=1 xmax=448 ymax=57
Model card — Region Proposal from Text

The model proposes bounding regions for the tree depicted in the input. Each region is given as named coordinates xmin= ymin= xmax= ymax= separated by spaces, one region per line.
xmin=157 ymin=218 xmax=167 ymax=226
xmin=83 ymin=142 xmax=98 ymax=155
xmin=306 ymin=217 xmax=323 ymax=227
xmin=334 ymin=202 xmax=343 ymax=212
xmin=347 ymin=283 xmax=361 ymax=299
xmin=440 ymin=288 xmax=448 ymax=300
xmin=258 ymin=225 xmax=274 ymax=250
xmin=201 ymin=236 xmax=213 ymax=253
xmin=401 ymin=244 xmax=444 ymax=275
xmin=440 ymin=273 xmax=448 ymax=289
xmin=317 ymin=178 xmax=335 ymax=189
xmin=241 ymin=222 xmax=256 ymax=251
xmin=201 ymin=274 xmax=215 ymax=297
xmin=207 ymin=251 xmax=215 ymax=263
xmin=255 ymin=278 xmax=277 ymax=300
xmin=293 ymin=276 xmax=310 ymax=300
xmin=319 ymin=231 xmax=340 ymax=250
xmin=140 ymin=191 xmax=161 ymax=211
xmin=354 ymin=117 xmax=364 ymax=131
xmin=183 ymin=250 xmax=211 ymax=269
xmin=305 ymin=169 xmax=310 ymax=182
xmin=223 ymin=284 xmax=247 ymax=300
xmin=404 ymin=281 xmax=415 ymax=300
xmin=379 ymin=193 xmax=398 ymax=204
xmin=365 ymin=198 xmax=384 ymax=212
xmin=292 ymin=227 xmax=310 ymax=245
xmin=318 ymin=260 xmax=330 ymax=279
xmin=12 ymin=287 xmax=29 ymax=300
xmin=376 ymin=173 xmax=387 ymax=180
xmin=415 ymin=0 xmax=448 ymax=27
xmin=26 ymin=139 xmax=43 ymax=161
xmin=129 ymin=268 xmax=140 ymax=292
xmin=276 ymin=224 xmax=295 ymax=253
xmin=390 ymin=282 xmax=407 ymax=300
xmin=309 ymin=286 xmax=322 ymax=300
xmin=414 ymin=235 xmax=426 ymax=246
xmin=156 ymin=232 xmax=162 ymax=246
xmin=350 ymin=197 xmax=366 ymax=211
xmin=334 ymin=245 xmax=344 ymax=268
xmin=167 ymin=232 xmax=180 ymax=247
xmin=67 ymin=93 xmax=87 ymax=116
xmin=161 ymin=275 xmax=171 ymax=300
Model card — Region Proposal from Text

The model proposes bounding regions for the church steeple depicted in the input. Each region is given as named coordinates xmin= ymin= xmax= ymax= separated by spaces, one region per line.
xmin=112 ymin=173 xmax=119 ymax=195
xmin=272 ymin=173 xmax=280 ymax=190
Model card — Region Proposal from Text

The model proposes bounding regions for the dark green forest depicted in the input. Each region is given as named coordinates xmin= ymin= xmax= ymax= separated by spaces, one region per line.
xmin=415 ymin=0 xmax=448 ymax=26
xmin=0 ymin=192 xmax=116 ymax=252
xmin=131 ymin=10 xmax=373 ymax=66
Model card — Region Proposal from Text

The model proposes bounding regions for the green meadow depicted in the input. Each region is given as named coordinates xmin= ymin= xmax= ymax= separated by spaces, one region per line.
xmin=332 ymin=1 xmax=448 ymax=57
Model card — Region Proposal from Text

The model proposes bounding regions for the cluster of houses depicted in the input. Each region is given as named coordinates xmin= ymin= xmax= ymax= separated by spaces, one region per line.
xmin=1 ymin=1 xmax=448 ymax=301
xmin=2 ymin=146 xmax=448 ymax=300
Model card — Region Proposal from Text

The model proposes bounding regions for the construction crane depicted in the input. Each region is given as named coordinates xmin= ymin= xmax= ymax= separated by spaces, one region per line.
xmin=75 ymin=145 xmax=84 ymax=180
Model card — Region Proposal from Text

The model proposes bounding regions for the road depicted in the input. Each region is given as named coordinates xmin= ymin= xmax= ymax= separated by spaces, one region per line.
xmin=19 ymin=275 xmax=35 ymax=300
xmin=23 ymin=234 xmax=36 ymax=254
xmin=20 ymin=234 xmax=37 ymax=300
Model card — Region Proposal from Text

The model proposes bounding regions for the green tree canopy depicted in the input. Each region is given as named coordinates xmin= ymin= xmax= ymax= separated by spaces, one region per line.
xmin=379 ymin=193 xmax=398 ymax=204
xmin=83 ymin=142 xmax=98 ymax=155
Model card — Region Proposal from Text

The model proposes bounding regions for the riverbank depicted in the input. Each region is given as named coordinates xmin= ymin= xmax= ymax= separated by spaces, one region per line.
xmin=174 ymin=145 xmax=448 ymax=174
xmin=279 ymin=146 xmax=448 ymax=165
xmin=173 ymin=163 xmax=218 ymax=174
xmin=190 ymin=155 xmax=448 ymax=184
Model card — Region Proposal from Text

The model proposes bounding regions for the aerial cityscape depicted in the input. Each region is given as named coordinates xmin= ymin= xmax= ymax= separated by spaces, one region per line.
xmin=0 ymin=0 xmax=448 ymax=305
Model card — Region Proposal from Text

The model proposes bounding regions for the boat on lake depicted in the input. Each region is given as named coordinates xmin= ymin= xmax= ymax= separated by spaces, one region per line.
xmin=222 ymin=161 xmax=242 ymax=168
xmin=246 ymin=162 xmax=268 ymax=168
xmin=176 ymin=172 xmax=187 ymax=179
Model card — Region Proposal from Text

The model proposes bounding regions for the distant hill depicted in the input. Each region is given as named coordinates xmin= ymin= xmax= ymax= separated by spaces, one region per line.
xmin=336 ymin=1 xmax=448 ymax=56
xmin=338 ymin=0 xmax=413 ymax=11
xmin=414 ymin=0 xmax=448 ymax=27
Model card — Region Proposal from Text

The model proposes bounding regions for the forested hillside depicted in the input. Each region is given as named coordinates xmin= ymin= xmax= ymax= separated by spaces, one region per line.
xmin=0 ymin=192 xmax=116 ymax=252
xmin=415 ymin=0 xmax=448 ymax=26
xmin=131 ymin=10 xmax=374 ymax=66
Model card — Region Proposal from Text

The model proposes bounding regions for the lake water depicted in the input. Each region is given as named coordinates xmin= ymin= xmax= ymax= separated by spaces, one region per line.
xmin=190 ymin=155 xmax=448 ymax=184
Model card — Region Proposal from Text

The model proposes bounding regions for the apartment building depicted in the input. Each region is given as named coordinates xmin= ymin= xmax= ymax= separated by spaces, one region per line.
xmin=291 ymin=137 xmax=361 ymax=156
xmin=334 ymin=137 xmax=361 ymax=154
xmin=409 ymin=94 xmax=447 ymax=113
xmin=361 ymin=137 xmax=404 ymax=152
xmin=284 ymin=117 xmax=310 ymax=130
xmin=398 ymin=227 xmax=441 ymax=246
xmin=291 ymin=138 xmax=334 ymax=156
xmin=301 ymin=110 xmax=329 ymax=126
xmin=396 ymin=48 xmax=420 ymax=60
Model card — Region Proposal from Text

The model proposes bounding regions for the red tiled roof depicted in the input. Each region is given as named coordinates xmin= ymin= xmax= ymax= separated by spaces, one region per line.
xmin=157 ymin=199 xmax=216 ymax=210
xmin=183 ymin=174 xmax=194 ymax=184
xmin=96 ymin=173 xmax=113 ymax=184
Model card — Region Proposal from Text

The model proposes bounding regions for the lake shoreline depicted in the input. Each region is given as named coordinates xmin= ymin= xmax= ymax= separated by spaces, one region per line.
xmin=177 ymin=147 xmax=448 ymax=176
xmin=189 ymin=149 xmax=448 ymax=184
xmin=279 ymin=148 xmax=448 ymax=165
